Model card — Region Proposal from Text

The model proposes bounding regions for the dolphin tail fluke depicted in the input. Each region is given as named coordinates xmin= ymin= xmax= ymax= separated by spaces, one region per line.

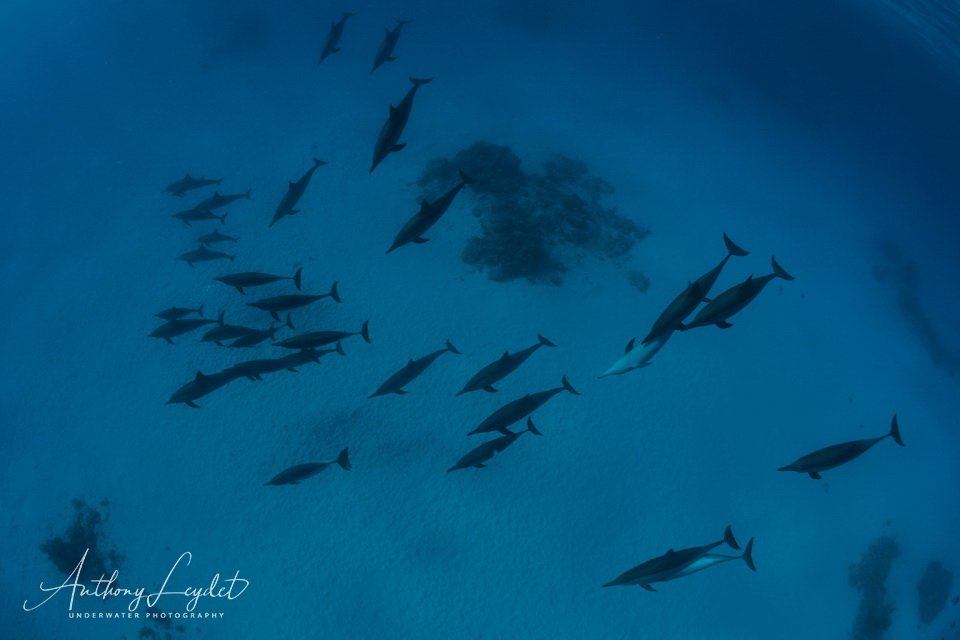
xmin=561 ymin=375 xmax=580 ymax=395
xmin=216 ymin=310 xmax=226 ymax=325
xmin=219 ymin=212 xmax=228 ymax=225
xmin=446 ymin=340 xmax=462 ymax=355
xmin=458 ymin=169 xmax=476 ymax=185
xmin=329 ymin=281 xmax=342 ymax=303
xmin=410 ymin=76 xmax=432 ymax=86
xmin=771 ymin=256 xmax=794 ymax=281
xmin=293 ymin=267 xmax=303 ymax=291
xmin=723 ymin=525 xmax=742 ymax=550
xmin=742 ymin=538 xmax=756 ymax=572
xmin=360 ymin=320 xmax=371 ymax=344
xmin=526 ymin=417 xmax=542 ymax=436
xmin=197 ymin=304 xmax=204 ymax=317
xmin=313 ymin=158 xmax=328 ymax=168
xmin=336 ymin=448 xmax=352 ymax=471
xmin=889 ymin=414 xmax=904 ymax=447
xmin=723 ymin=232 xmax=749 ymax=257
xmin=538 ymin=333 xmax=557 ymax=348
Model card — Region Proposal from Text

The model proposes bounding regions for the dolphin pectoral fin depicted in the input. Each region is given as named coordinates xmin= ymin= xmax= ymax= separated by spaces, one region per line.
xmin=483 ymin=385 xmax=498 ymax=393
xmin=187 ymin=401 xmax=200 ymax=409
xmin=412 ymin=237 xmax=429 ymax=243
xmin=809 ymin=471 xmax=822 ymax=480
xmin=624 ymin=337 xmax=636 ymax=353
xmin=640 ymin=584 xmax=657 ymax=592
xmin=395 ymin=389 xmax=408 ymax=395
xmin=474 ymin=463 xmax=486 ymax=468
xmin=286 ymin=367 xmax=299 ymax=373
xmin=391 ymin=143 xmax=407 ymax=152
xmin=716 ymin=320 xmax=733 ymax=329
xmin=271 ymin=311 xmax=281 ymax=322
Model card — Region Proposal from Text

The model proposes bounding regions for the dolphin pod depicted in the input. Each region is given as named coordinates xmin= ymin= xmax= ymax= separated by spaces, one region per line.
xmin=779 ymin=414 xmax=904 ymax=479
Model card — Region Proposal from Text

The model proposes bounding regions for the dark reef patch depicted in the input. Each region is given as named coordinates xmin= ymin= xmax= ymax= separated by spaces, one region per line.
xmin=848 ymin=536 xmax=900 ymax=640
xmin=40 ymin=498 xmax=125 ymax=581
xmin=418 ymin=141 xmax=649 ymax=285
xmin=917 ymin=560 xmax=954 ymax=624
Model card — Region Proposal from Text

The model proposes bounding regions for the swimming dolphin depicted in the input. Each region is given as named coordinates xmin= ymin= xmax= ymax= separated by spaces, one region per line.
xmin=155 ymin=305 xmax=204 ymax=321
xmin=166 ymin=370 xmax=239 ymax=408
xmin=163 ymin=173 xmax=222 ymax=197
xmin=670 ymin=538 xmax=756 ymax=580
xmin=246 ymin=282 xmax=341 ymax=321
xmin=319 ymin=12 xmax=357 ymax=64
xmin=224 ymin=345 xmax=343 ymax=381
xmin=370 ymin=77 xmax=431 ymax=173
xmin=172 ymin=206 xmax=227 ymax=226
xmin=447 ymin=417 xmax=542 ymax=472
xmin=273 ymin=321 xmax=370 ymax=350
xmin=215 ymin=267 xmax=303 ymax=294
xmin=599 ymin=333 xmax=671 ymax=378
xmin=197 ymin=229 xmax=238 ymax=246
xmin=457 ymin=334 xmax=557 ymax=395
xmin=387 ymin=169 xmax=475 ymax=253
xmin=778 ymin=414 xmax=904 ymax=480
xmin=178 ymin=245 xmax=235 ymax=266
xmin=468 ymin=375 xmax=579 ymax=436
xmin=228 ymin=318 xmax=292 ymax=348
xmin=602 ymin=526 xmax=743 ymax=591
xmin=642 ymin=233 xmax=748 ymax=345
xmin=370 ymin=19 xmax=411 ymax=74
xmin=265 ymin=448 xmax=351 ymax=485
xmin=201 ymin=312 xmax=261 ymax=346
xmin=195 ymin=190 xmax=251 ymax=211
xmin=679 ymin=256 xmax=794 ymax=331
xmin=149 ymin=316 xmax=221 ymax=344
xmin=270 ymin=158 xmax=327 ymax=227
xmin=369 ymin=340 xmax=461 ymax=398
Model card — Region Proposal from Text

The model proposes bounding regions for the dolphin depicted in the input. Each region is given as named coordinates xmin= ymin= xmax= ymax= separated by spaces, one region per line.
xmin=166 ymin=370 xmax=239 ymax=408
xmin=273 ymin=321 xmax=370 ymax=350
xmin=457 ymin=334 xmax=557 ymax=395
xmin=387 ymin=169 xmax=474 ymax=253
xmin=370 ymin=77 xmax=432 ymax=173
xmin=177 ymin=245 xmax=235 ymax=267
xmin=149 ymin=317 xmax=221 ymax=344
xmin=671 ymin=539 xmax=756 ymax=579
xmin=679 ymin=256 xmax=794 ymax=331
xmin=163 ymin=173 xmax=222 ymax=197
xmin=201 ymin=312 xmax=260 ymax=346
xmin=602 ymin=526 xmax=743 ymax=591
xmin=172 ymin=206 xmax=227 ymax=226
xmin=195 ymin=189 xmax=251 ymax=211
xmin=246 ymin=282 xmax=341 ymax=321
xmin=265 ymin=448 xmax=351 ymax=485
xmin=599 ymin=333 xmax=671 ymax=378
xmin=369 ymin=340 xmax=461 ymax=398
xmin=319 ymin=12 xmax=357 ymax=64
xmin=778 ymin=414 xmax=904 ymax=479
xmin=228 ymin=318 xmax=292 ymax=348
xmin=370 ymin=19 xmax=411 ymax=74
xmin=447 ymin=417 xmax=542 ymax=472
xmin=270 ymin=159 xmax=327 ymax=227
xmin=468 ymin=375 xmax=580 ymax=436
xmin=224 ymin=345 xmax=343 ymax=381
xmin=155 ymin=304 xmax=204 ymax=321
xmin=215 ymin=267 xmax=303 ymax=294
xmin=642 ymin=233 xmax=748 ymax=345
xmin=197 ymin=229 xmax=238 ymax=246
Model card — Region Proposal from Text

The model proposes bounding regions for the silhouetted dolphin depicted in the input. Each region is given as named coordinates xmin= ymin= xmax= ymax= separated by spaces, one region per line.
xmin=228 ymin=318 xmax=292 ymax=348
xmin=172 ymin=206 xmax=227 ymax=226
xmin=457 ymin=334 xmax=557 ymax=395
xmin=155 ymin=305 xmax=204 ymax=321
xmin=642 ymin=233 xmax=748 ymax=345
xmin=196 ymin=190 xmax=251 ymax=211
xmin=670 ymin=538 xmax=756 ymax=580
xmin=319 ymin=12 xmax=357 ymax=64
xmin=225 ymin=345 xmax=343 ymax=381
xmin=387 ymin=169 xmax=474 ymax=253
xmin=602 ymin=526 xmax=743 ymax=591
xmin=201 ymin=312 xmax=260 ymax=346
xmin=215 ymin=267 xmax=303 ymax=294
xmin=599 ymin=333 xmax=670 ymax=378
xmin=246 ymin=282 xmax=340 ymax=321
xmin=149 ymin=317 xmax=220 ymax=344
xmin=370 ymin=19 xmax=411 ymax=74
xmin=273 ymin=321 xmax=370 ymax=350
xmin=369 ymin=340 xmax=461 ymax=398
xmin=270 ymin=158 xmax=327 ymax=227
xmin=178 ymin=245 xmax=235 ymax=266
xmin=197 ymin=229 xmax=238 ymax=246
xmin=163 ymin=174 xmax=222 ymax=197
xmin=468 ymin=375 xmax=579 ymax=436
xmin=778 ymin=414 xmax=904 ymax=479
xmin=679 ymin=256 xmax=794 ymax=331
xmin=448 ymin=417 xmax=542 ymax=472
xmin=166 ymin=370 xmax=239 ymax=408
xmin=370 ymin=77 xmax=431 ymax=173
xmin=265 ymin=448 xmax=351 ymax=485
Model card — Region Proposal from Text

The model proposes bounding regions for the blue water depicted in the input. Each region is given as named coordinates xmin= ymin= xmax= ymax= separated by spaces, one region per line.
xmin=3 ymin=1 xmax=959 ymax=638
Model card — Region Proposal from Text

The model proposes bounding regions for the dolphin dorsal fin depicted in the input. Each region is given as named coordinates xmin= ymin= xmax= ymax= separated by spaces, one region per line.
xmin=500 ymin=351 xmax=510 ymax=360
xmin=666 ymin=548 xmax=675 ymax=555
xmin=624 ymin=338 xmax=635 ymax=354
xmin=195 ymin=371 xmax=206 ymax=380
xmin=389 ymin=105 xmax=399 ymax=116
